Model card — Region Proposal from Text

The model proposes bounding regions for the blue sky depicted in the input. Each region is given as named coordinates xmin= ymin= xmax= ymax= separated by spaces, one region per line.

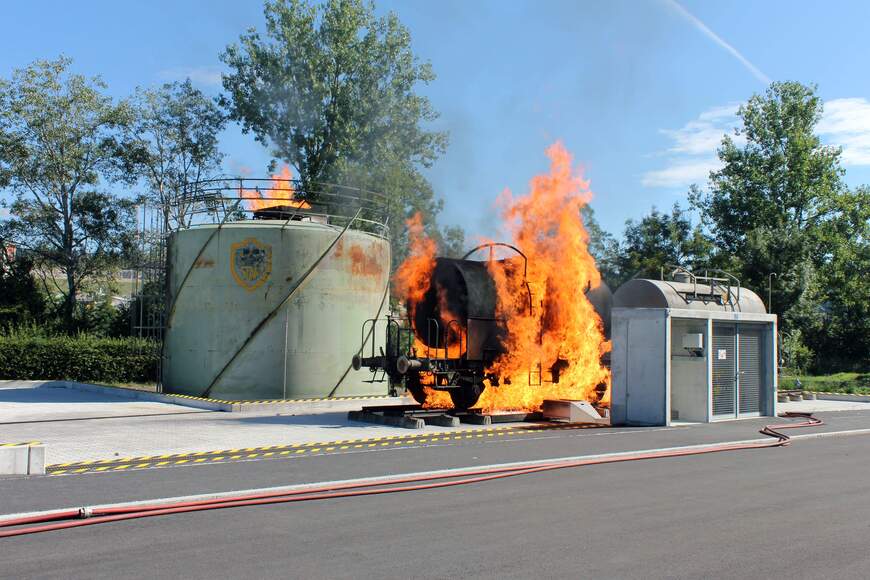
xmin=3 ymin=0 xmax=870 ymax=238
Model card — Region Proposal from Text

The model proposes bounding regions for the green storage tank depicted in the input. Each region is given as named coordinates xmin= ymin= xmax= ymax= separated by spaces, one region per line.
xmin=162 ymin=219 xmax=390 ymax=400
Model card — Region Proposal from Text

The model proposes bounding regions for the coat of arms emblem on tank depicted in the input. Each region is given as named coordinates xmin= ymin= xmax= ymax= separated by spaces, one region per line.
xmin=230 ymin=237 xmax=272 ymax=291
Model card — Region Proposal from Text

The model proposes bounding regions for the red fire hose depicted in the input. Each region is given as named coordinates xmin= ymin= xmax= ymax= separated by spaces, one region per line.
xmin=0 ymin=412 xmax=823 ymax=539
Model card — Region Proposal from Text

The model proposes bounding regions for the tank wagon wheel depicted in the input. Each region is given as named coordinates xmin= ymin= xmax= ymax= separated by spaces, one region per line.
xmin=405 ymin=375 xmax=428 ymax=406
xmin=449 ymin=379 xmax=484 ymax=410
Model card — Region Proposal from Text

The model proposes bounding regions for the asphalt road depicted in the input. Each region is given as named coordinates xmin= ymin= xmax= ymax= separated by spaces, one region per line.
xmin=3 ymin=411 xmax=870 ymax=579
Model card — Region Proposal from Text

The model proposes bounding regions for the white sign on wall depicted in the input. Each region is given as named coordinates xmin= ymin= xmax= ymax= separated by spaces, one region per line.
xmin=717 ymin=349 xmax=728 ymax=360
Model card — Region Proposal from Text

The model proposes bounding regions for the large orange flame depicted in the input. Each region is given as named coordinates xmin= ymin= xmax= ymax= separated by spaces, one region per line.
xmin=240 ymin=165 xmax=311 ymax=212
xmin=476 ymin=142 xmax=610 ymax=411
xmin=392 ymin=213 xmax=437 ymax=321
xmin=391 ymin=213 xmax=453 ymax=407
xmin=391 ymin=143 xmax=609 ymax=412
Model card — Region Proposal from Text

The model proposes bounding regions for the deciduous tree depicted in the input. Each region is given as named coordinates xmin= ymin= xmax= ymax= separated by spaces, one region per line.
xmin=613 ymin=204 xmax=712 ymax=287
xmin=580 ymin=205 xmax=620 ymax=288
xmin=127 ymin=80 xmax=226 ymax=230
xmin=221 ymin=0 xmax=453 ymax=265
xmin=0 ymin=57 xmax=136 ymax=332
xmin=691 ymin=81 xmax=866 ymax=370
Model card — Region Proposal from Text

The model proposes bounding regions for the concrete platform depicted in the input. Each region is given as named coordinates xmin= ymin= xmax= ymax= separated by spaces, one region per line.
xmin=1 ymin=409 xmax=525 ymax=465
xmin=0 ymin=381 xmax=203 ymax=423
xmin=7 ymin=380 xmax=405 ymax=414
xmin=0 ymin=382 xmax=488 ymax=465
xmin=1 ymin=380 xmax=409 ymax=417
xmin=778 ymin=399 xmax=870 ymax=413
xmin=816 ymin=392 xmax=870 ymax=403
xmin=3 ymin=380 xmax=869 ymax=469
xmin=72 ymin=382 xmax=405 ymax=413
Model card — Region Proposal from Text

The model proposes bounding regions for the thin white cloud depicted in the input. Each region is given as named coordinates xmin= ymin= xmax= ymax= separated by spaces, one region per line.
xmin=664 ymin=0 xmax=771 ymax=86
xmin=641 ymin=158 xmax=721 ymax=188
xmin=158 ymin=66 xmax=223 ymax=87
xmin=661 ymin=103 xmax=739 ymax=156
xmin=643 ymin=104 xmax=741 ymax=189
xmin=817 ymin=97 xmax=870 ymax=166
xmin=0 ymin=208 xmax=9 ymax=218
xmin=697 ymin=103 xmax=741 ymax=122
xmin=645 ymin=96 xmax=870 ymax=189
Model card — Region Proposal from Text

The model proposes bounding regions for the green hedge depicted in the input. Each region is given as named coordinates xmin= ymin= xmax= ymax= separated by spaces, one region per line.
xmin=0 ymin=334 xmax=160 ymax=383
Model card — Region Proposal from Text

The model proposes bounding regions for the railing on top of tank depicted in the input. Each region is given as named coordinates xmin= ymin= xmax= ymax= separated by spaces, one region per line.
xmin=172 ymin=177 xmax=391 ymax=238
xmin=661 ymin=264 xmax=741 ymax=307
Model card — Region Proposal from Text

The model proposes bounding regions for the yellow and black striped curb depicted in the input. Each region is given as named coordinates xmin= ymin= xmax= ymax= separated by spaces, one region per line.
xmin=808 ymin=391 xmax=870 ymax=397
xmin=0 ymin=441 xmax=41 ymax=448
xmin=46 ymin=424 xmax=603 ymax=476
xmin=164 ymin=393 xmax=394 ymax=405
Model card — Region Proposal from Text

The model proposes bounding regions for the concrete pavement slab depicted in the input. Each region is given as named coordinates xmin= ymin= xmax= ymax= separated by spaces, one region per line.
xmin=0 ymin=383 xmax=205 ymax=423
xmin=2 ymin=382 xmax=868 ymax=467
xmin=778 ymin=399 xmax=870 ymax=412
xmin=0 ymin=407 xmax=507 ymax=465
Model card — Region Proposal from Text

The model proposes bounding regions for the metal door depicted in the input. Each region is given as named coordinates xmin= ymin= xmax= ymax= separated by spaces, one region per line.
xmin=738 ymin=326 xmax=763 ymax=416
xmin=712 ymin=323 xmax=736 ymax=417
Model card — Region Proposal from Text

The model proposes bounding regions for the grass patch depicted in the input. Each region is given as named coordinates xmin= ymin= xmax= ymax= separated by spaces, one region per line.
xmin=780 ymin=372 xmax=870 ymax=395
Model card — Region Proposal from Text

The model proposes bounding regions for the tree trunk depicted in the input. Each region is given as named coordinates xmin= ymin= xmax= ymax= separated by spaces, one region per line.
xmin=62 ymin=183 xmax=76 ymax=334
xmin=64 ymin=266 xmax=76 ymax=334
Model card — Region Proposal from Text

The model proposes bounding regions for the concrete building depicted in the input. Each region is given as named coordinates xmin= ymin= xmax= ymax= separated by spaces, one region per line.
xmin=610 ymin=272 xmax=777 ymax=426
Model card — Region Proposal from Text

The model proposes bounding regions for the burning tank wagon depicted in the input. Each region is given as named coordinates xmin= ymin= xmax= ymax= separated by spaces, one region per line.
xmin=352 ymin=243 xmax=612 ymax=410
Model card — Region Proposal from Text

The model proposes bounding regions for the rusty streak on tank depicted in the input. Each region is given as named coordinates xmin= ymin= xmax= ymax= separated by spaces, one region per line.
xmin=348 ymin=243 xmax=385 ymax=277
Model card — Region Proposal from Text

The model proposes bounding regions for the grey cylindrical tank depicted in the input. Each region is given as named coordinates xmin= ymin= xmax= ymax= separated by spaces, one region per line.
xmin=413 ymin=257 xmax=499 ymax=348
xmin=613 ymin=279 xmax=766 ymax=313
xmin=162 ymin=220 xmax=390 ymax=400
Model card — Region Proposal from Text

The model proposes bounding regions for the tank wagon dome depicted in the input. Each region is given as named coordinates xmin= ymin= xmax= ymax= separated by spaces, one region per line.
xmin=162 ymin=176 xmax=391 ymax=401
xmin=613 ymin=278 xmax=766 ymax=314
